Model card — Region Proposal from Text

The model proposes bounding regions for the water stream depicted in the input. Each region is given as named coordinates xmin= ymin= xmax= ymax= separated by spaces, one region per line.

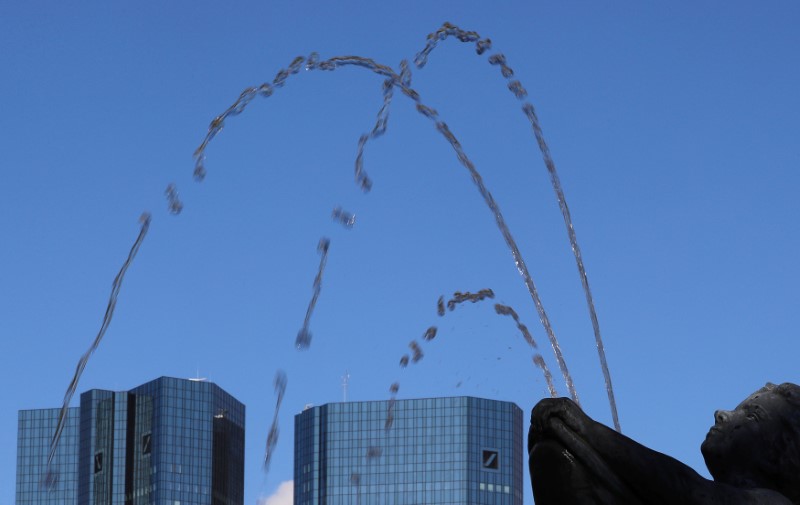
xmin=49 ymin=23 xmax=621 ymax=491
xmin=414 ymin=22 xmax=620 ymax=432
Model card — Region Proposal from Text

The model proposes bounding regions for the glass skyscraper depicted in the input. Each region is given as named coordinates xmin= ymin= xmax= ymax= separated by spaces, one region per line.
xmin=294 ymin=396 xmax=523 ymax=505
xmin=16 ymin=376 xmax=245 ymax=505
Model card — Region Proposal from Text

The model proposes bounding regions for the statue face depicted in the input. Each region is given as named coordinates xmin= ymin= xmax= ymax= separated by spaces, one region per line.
xmin=701 ymin=387 xmax=787 ymax=483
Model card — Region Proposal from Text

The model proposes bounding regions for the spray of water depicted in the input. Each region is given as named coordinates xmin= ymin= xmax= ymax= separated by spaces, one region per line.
xmin=522 ymin=101 xmax=619 ymax=429
xmin=263 ymin=370 xmax=287 ymax=472
xmin=385 ymin=383 xmax=399 ymax=430
xmin=366 ymin=446 xmax=382 ymax=460
xmin=354 ymin=74 xmax=395 ymax=192
xmin=424 ymin=117 xmax=580 ymax=405
xmin=350 ymin=472 xmax=362 ymax=505
xmin=331 ymin=206 xmax=356 ymax=228
xmin=533 ymin=354 xmax=558 ymax=398
xmin=388 ymin=293 xmax=563 ymax=433
xmin=190 ymin=29 xmax=624 ymax=414
xmin=446 ymin=288 xmax=495 ymax=311
xmin=49 ymin=213 xmax=151 ymax=467
xmin=295 ymin=237 xmax=330 ymax=350
xmin=192 ymin=52 xmax=581 ymax=401
xmin=43 ymin=24 xmax=619 ymax=496
xmin=494 ymin=302 xmax=559 ymax=398
xmin=165 ymin=183 xmax=184 ymax=215
xmin=422 ymin=326 xmax=437 ymax=341
xmin=413 ymin=22 xmax=618 ymax=429
xmin=436 ymin=296 xmax=445 ymax=316
xmin=494 ymin=303 xmax=537 ymax=349
xmin=408 ymin=340 xmax=424 ymax=363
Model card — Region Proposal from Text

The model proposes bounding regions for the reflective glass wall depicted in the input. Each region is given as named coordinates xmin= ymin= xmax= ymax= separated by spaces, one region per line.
xmin=16 ymin=408 xmax=79 ymax=505
xmin=294 ymin=397 xmax=523 ymax=505
xmin=16 ymin=377 xmax=244 ymax=505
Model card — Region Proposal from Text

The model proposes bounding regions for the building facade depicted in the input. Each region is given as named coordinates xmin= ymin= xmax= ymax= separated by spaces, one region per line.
xmin=16 ymin=376 xmax=245 ymax=505
xmin=294 ymin=396 xmax=523 ymax=505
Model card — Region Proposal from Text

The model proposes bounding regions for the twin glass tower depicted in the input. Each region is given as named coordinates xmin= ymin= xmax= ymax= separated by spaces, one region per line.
xmin=295 ymin=397 xmax=524 ymax=505
xmin=19 ymin=378 xmax=523 ymax=505
xmin=16 ymin=377 xmax=245 ymax=505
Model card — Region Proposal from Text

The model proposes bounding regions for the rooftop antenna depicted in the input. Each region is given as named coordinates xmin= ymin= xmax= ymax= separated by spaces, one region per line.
xmin=341 ymin=371 xmax=350 ymax=402
xmin=189 ymin=365 xmax=207 ymax=382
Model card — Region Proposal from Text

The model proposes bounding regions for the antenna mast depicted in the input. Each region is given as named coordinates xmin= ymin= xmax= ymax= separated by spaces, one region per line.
xmin=341 ymin=371 xmax=350 ymax=402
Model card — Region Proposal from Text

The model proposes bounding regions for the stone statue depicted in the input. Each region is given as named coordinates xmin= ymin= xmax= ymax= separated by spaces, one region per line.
xmin=529 ymin=382 xmax=800 ymax=504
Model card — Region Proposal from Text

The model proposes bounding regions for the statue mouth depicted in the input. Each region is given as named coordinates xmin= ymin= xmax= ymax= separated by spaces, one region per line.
xmin=705 ymin=426 xmax=723 ymax=440
xmin=546 ymin=418 xmax=636 ymax=499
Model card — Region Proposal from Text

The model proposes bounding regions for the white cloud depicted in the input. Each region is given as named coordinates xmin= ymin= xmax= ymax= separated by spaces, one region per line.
xmin=258 ymin=480 xmax=293 ymax=505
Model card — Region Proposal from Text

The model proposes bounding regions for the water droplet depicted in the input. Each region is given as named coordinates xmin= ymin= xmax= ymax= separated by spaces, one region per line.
xmin=522 ymin=102 xmax=536 ymax=121
xmin=495 ymin=303 xmax=537 ymax=348
xmin=372 ymin=116 xmax=388 ymax=138
xmin=508 ymin=81 xmax=527 ymax=99
xmin=488 ymin=54 xmax=506 ymax=66
xmin=193 ymin=156 xmax=207 ymax=181
xmin=476 ymin=38 xmax=492 ymax=55
xmin=409 ymin=341 xmax=424 ymax=363
xmin=358 ymin=175 xmax=373 ymax=192
xmin=332 ymin=206 xmax=356 ymax=228
xmin=423 ymin=326 xmax=437 ymax=341
xmin=41 ymin=469 xmax=59 ymax=490
xmin=457 ymin=31 xmax=479 ymax=43
xmin=209 ymin=116 xmax=224 ymax=130
xmin=501 ymin=65 xmax=514 ymax=78
xmin=399 ymin=355 xmax=409 ymax=368
xmin=415 ymin=104 xmax=438 ymax=119
xmin=295 ymin=329 xmax=312 ymax=350
xmin=263 ymin=423 xmax=279 ymax=471
xmin=385 ymin=397 xmax=396 ymax=430
xmin=289 ymin=56 xmax=305 ymax=74
xmin=258 ymin=83 xmax=273 ymax=97
xmin=231 ymin=88 xmax=257 ymax=115
xmin=306 ymin=52 xmax=320 ymax=70
xmin=401 ymin=87 xmax=420 ymax=102
xmin=274 ymin=370 xmax=288 ymax=400
xmin=437 ymin=296 xmax=445 ymax=316
xmin=389 ymin=382 xmax=399 ymax=394
xmin=164 ymin=183 xmax=184 ymax=215
xmin=273 ymin=69 xmax=289 ymax=87
xmin=399 ymin=60 xmax=412 ymax=87
xmin=494 ymin=303 xmax=512 ymax=316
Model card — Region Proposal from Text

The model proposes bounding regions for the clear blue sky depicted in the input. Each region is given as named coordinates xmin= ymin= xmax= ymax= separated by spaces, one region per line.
xmin=1 ymin=2 xmax=799 ymax=504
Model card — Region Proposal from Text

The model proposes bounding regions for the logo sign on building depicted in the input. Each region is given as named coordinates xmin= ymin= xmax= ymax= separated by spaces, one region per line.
xmin=482 ymin=449 xmax=499 ymax=470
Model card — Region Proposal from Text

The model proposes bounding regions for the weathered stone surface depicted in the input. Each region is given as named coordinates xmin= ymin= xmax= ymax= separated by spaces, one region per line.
xmin=529 ymin=383 xmax=800 ymax=504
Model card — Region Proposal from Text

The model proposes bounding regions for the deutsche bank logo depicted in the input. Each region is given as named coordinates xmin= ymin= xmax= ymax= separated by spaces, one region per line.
xmin=482 ymin=449 xmax=499 ymax=470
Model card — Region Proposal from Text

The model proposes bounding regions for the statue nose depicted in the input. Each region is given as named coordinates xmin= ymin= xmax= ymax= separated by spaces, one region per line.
xmin=714 ymin=410 xmax=731 ymax=424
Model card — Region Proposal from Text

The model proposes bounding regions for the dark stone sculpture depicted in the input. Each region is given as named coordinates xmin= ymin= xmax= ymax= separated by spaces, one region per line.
xmin=529 ymin=382 xmax=800 ymax=504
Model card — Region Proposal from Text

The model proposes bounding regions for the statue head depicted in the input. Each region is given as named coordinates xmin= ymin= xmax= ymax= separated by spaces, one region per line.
xmin=701 ymin=382 xmax=800 ymax=503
